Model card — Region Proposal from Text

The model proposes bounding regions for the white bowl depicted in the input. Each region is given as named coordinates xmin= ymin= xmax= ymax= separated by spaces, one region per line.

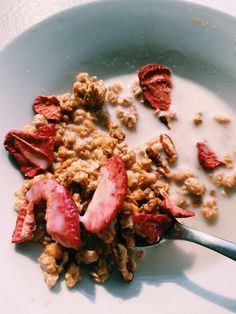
xmin=1 ymin=1 xmax=236 ymax=313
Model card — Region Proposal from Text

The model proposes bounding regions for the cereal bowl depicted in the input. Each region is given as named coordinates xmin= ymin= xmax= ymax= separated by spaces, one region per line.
xmin=1 ymin=1 xmax=236 ymax=313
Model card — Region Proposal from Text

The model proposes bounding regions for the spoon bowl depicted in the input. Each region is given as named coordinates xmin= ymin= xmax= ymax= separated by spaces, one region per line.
xmin=136 ymin=221 xmax=236 ymax=261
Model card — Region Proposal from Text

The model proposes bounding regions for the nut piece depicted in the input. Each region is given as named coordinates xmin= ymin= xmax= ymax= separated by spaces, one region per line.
xmin=158 ymin=111 xmax=177 ymax=129
xmin=160 ymin=134 xmax=178 ymax=163
xmin=145 ymin=147 xmax=165 ymax=167
xmin=73 ymin=73 xmax=106 ymax=108
xmin=192 ymin=112 xmax=203 ymax=126
xmin=145 ymin=146 xmax=169 ymax=177
xmin=201 ymin=198 xmax=218 ymax=221
xmin=184 ymin=177 xmax=205 ymax=197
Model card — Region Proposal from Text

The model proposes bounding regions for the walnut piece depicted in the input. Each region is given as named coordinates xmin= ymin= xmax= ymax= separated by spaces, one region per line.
xmin=160 ymin=134 xmax=178 ymax=163
xmin=158 ymin=111 xmax=177 ymax=129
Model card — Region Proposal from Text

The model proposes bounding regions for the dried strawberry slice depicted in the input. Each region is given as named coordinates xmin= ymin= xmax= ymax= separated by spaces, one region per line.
xmin=33 ymin=96 xmax=61 ymax=121
xmin=80 ymin=155 xmax=127 ymax=233
xmin=161 ymin=191 xmax=195 ymax=218
xmin=36 ymin=124 xmax=56 ymax=137
xmin=12 ymin=200 xmax=36 ymax=243
xmin=196 ymin=142 xmax=225 ymax=171
xmin=12 ymin=179 xmax=80 ymax=249
xmin=4 ymin=124 xmax=56 ymax=177
xmin=133 ymin=212 xmax=172 ymax=244
xmin=138 ymin=63 xmax=172 ymax=111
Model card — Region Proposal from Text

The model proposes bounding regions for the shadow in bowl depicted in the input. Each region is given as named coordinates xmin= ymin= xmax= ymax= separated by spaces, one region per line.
xmin=101 ymin=242 xmax=236 ymax=312
xmin=12 ymin=223 xmax=236 ymax=312
xmin=15 ymin=241 xmax=43 ymax=263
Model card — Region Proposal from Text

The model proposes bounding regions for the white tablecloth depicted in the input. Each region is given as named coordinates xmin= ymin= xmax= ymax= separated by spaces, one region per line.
xmin=0 ymin=0 xmax=236 ymax=51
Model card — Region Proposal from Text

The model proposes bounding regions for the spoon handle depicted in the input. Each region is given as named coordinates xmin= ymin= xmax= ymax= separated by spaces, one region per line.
xmin=168 ymin=222 xmax=236 ymax=261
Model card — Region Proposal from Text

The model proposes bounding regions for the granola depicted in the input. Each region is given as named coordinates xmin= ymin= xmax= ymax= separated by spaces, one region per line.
xmin=4 ymin=64 xmax=234 ymax=290
xmin=201 ymin=198 xmax=218 ymax=221
xmin=192 ymin=112 xmax=203 ymax=125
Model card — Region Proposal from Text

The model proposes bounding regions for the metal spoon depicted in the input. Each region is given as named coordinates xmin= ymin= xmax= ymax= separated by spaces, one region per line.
xmin=136 ymin=221 xmax=236 ymax=261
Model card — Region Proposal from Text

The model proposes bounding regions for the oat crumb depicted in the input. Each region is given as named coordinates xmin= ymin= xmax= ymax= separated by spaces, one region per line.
xmin=192 ymin=112 xmax=203 ymax=126
xmin=73 ymin=73 xmax=106 ymax=108
xmin=201 ymin=198 xmax=218 ymax=221
xmin=116 ymin=105 xmax=138 ymax=129
xmin=184 ymin=177 xmax=205 ymax=197
xmin=214 ymin=114 xmax=231 ymax=124
xmin=170 ymin=168 xmax=194 ymax=184
xmin=223 ymin=154 xmax=233 ymax=169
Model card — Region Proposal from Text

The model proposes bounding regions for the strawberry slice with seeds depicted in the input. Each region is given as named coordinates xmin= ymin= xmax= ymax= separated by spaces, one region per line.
xmin=133 ymin=212 xmax=172 ymax=244
xmin=33 ymin=96 xmax=62 ymax=121
xmin=80 ymin=155 xmax=127 ymax=233
xmin=12 ymin=179 xmax=80 ymax=250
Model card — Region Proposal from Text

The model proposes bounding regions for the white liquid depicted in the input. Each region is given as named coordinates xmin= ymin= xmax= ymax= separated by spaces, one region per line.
xmin=105 ymin=74 xmax=236 ymax=263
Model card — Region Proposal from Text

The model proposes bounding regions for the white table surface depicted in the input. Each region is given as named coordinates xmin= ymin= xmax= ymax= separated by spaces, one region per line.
xmin=0 ymin=0 xmax=236 ymax=51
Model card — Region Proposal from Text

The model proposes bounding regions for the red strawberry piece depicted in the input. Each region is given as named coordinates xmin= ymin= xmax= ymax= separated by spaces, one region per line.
xmin=4 ymin=124 xmax=56 ymax=177
xmin=80 ymin=155 xmax=127 ymax=233
xmin=161 ymin=191 xmax=195 ymax=218
xmin=35 ymin=123 xmax=56 ymax=137
xmin=33 ymin=96 xmax=61 ymax=121
xmin=196 ymin=142 xmax=225 ymax=171
xmin=133 ymin=212 xmax=172 ymax=244
xmin=12 ymin=200 xmax=36 ymax=243
xmin=12 ymin=179 xmax=80 ymax=249
xmin=138 ymin=63 xmax=173 ymax=111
